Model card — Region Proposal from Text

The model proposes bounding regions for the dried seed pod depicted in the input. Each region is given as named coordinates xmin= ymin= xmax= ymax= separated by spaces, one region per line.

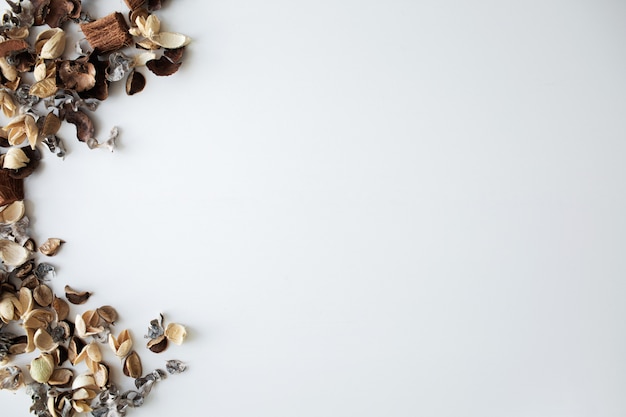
xmin=33 ymin=284 xmax=53 ymax=306
xmin=52 ymin=296 xmax=69 ymax=321
xmin=22 ymin=308 xmax=55 ymax=329
xmin=125 ymin=69 xmax=145 ymax=95
xmin=17 ymin=287 xmax=34 ymax=317
xmin=29 ymin=353 xmax=55 ymax=383
xmin=146 ymin=55 xmax=182 ymax=76
xmin=0 ymin=200 xmax=25 ymax=224
xmin=41 ymin=112 xmax=61 ymax=137
xmin=67 ymin=336 xmax=85 ymax=365
xmin=123 ymin=351 xmax=142 ymax=378
xmin=108 ymin=329 xmax=132 ymax=358
xmin=33 ymin=328 xmax=58 ymax=352
xmin=38 ymin=238 xmax=64 ymax=256
xmin=62 ymin=105 xmax=95 ymax=143
xmin=93 ymin=362 xmax=109 ymax=387
xmin=36 ymin=28 xmax=66 ymax=60
xmin=0 ymin=365 xmax=23 ymax=390
xmin=65 ymin=285 xmax=91 ymax=305
xmin=8 ymin=335 xmax=28 ymax=355
xmin=72 ymin=372 xmax=97 ymax=390
xmin=58 ymin=59 xmax=96 ymax=92
xmin=164 ymin=323 xmax=187 ymax=345
xmin=96 ymin=305 xmax=118 ymax=324
xmin=48 ymin=367 xmax=73 ymax=386
xmin=146 ymin=334 xmax=167 ymax=353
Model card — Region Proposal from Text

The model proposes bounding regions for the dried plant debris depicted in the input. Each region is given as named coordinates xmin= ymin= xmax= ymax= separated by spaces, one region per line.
xmin=0 ymin=0 xmax=191 ymax=157
xmin=0 ymin=271 xmax=190 ymax=417
xmin=0 ymin=1 xmax=193 ymax=415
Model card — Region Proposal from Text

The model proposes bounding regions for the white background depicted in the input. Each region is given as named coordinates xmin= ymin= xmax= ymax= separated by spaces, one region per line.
xmin=2 ymin=0 xmax=626 ymax=416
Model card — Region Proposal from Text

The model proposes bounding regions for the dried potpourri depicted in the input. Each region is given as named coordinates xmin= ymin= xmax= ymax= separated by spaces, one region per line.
xmin=0 ymin=0 xmax=192 ymax=416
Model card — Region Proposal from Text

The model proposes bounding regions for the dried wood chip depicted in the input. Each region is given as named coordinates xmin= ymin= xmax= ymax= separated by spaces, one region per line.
xmin=64 ymin=285 xmax=91 ymax=304
xmin=0 ymin=39 xmax=29 ymax=58
xmin=80 ymin=12 xmax=132 ymax=53
xmin=124 ymin=0 xmax=146 ymax=10
xmin=0 ymin=170 xmax=24 ymax=206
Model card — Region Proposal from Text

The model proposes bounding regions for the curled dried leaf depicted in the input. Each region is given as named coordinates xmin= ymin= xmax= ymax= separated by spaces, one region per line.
xmin=123 ymin=351 xmax=142 ymax=378
xmin=39 ymin=238 xmax=64 ymax=256
xmin=65 ymin=285 xmax=91 ymax=305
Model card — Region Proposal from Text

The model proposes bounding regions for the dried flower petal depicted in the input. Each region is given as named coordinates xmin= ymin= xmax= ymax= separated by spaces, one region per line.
xmin=39 ymin=237 xmax=64 ymax=256
xmin=37 ymin=28 xmax=66 ymax=60
xmin=65 ymin=285 xmax=91 ymax=304
xmin=29 ymin=353 xmax=55 ymax=383
xmin=109 ymin=329 xmax=132 ymax=358
xmin=0 ymin=200 xmax=25 ymax=224
xmin=123 ymin=351 xmax=142 ymax=378
xmin=0 ymin=238 xmax=29 ymax=266
xmin=164 ymin=323 xmax=187 ymax=345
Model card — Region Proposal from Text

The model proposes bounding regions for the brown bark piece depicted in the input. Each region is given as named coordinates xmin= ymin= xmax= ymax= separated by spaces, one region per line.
xmin=80 ymin=12 xmax=132 ymax=53
xmin=123 ymin=0 xmax=145 ymax=10
xmin=0 ymin=170 xmax=24 ymax=206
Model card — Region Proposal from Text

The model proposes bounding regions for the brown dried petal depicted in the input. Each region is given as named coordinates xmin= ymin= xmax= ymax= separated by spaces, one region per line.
xmin=146 ymin=55 xmax=182 ymax=76
xmin=0 ymin=39 xmax=29 ymax=58
xmin=39 ymin=238 xmax=64 ymax=256
xmin=42 ymin=112 xmax=61 ymax=137
xmin=64 ymin=285 xmax=91 ymax=304
xmin=62 ymin=105 xmax=94 ymax=143
xmin=96 ymin=305 xmax=118 ymax=324
xmin=52 ymin=296 xmax=69 ymax=321
xmin=58 ymin=60 xmax=96 ymax=92
xmin=45 ymin=0 xmax=81 ymax=27
xmin=125 ymin=69 xmax=145 ymax=95
xmin=123 ymin=351 xmax=142 ymax=378
xmin=147 ymin=334 xmax=168 ymax=353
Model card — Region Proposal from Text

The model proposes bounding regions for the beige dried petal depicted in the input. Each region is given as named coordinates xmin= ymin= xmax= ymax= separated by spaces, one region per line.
xmin=0 ymin=57 xmax=18 ymax=82
xmin=150 ymin=32 xmax=191 ymax=49
xmin=72 ymin=399 xmax=93 ymax=413
xmin=0 ymin=91 xmax=16 ymax=118
xmin=133 ymin=51 xmax=157 ymax=67
xmin=22 ymin=308 xmax=55 ymax=329
xmin=71 ymin=373 xmax=96 ymax=390
xmin=37 ymin=28 xmax=66 ymax=60
xmin=85 ymin=342 xmax=102 ymax=362
xmin=108 ymin=329 xmax=132 ymax=358
xmin=34 ymin=62 xmax=47 ymax=81
xmin=33 ymin=284 xmax=53 ymax=307
xmin=3 ymin=147 xmax=30 ymax=170
xmin=48 ymin=368 xmax=73 ymax=386
xmin=0 ymin=239 xmax=30 ymax=266
xmin=72 ymin=387 xmax=96 ymax=401
xmin=30 ymin=78 xmax=58 ymax=99
xmin=96 ymin=305 xmax=117 ymax=324
xmin=52 ymin=296 xmax=69 ymax=321
xmin=0 ymin=200 xmax=25 ymax=224
xmin=39 ymin=238 xmax=64 ymax=256
xmin=6 ymin=26 xmax=29 ymax=40
xmin=164 ymin=323 xmax=187 ymax=345
xmin=74 ymin=313 xmax=86 ymax=337
xmin=17 ymin=287 xmax=33 ymax=317
xmin=0 ymin=293 xmax=17 ymax=322
xmin=29 ymin=353 xmax=55 ymax=383
xmin=123 ymin=351 xmax=142 ymax=378
xmin=93 ymin=363 xmax=108 ymax=388
xmin=24 ymin=114 xmax=38 ymax=149
xmin=33 ymin=328 xmax=58 ymax=352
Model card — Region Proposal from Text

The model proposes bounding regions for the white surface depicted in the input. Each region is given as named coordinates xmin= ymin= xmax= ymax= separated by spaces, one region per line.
xmin=2 ymin=0 xmax=626 ymax=416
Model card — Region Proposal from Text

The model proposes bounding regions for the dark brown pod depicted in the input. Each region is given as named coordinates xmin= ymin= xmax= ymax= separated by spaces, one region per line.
xmin=62 ymin=105 xmax=95 ymax=143
xmin=146 ymin=56 xmax=182 ymax=77
xmin=123 ymin=0 xmax=145 ymax=10
xmin=125 ymin=70 xmax=145 ymax=95
xmin=164 ymin=47 xmax=185 ymax=64
xmin=123 ymin=351 xmax=142 ymax=378
xmin=64 ymin=285 xmax=91 ymax=304
xmin=147 ymin=335 xmax=168 ymax=353
xmin=78 ymin=53 xmax=110 ymax=101
xmin=6 ymin=146 xmax=42 ymax=179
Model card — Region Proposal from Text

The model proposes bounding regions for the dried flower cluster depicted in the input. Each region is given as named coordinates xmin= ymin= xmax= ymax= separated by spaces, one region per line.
xmin=0 ymin=0 xmax=192 ymax=416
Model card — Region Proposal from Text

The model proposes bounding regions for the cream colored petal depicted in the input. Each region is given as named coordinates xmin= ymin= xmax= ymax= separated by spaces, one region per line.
xmin=0 ymin=200 xmax=25 ymax=224
xmin=39 ymin=29 xmax=66 ymax=60
xmin=3 ymin=147 xmax=30 ymax=170
xmin=0 ymin=239 xmax=30 ymax=266
xmin=150 ymin=32 xmax=191 ymax=49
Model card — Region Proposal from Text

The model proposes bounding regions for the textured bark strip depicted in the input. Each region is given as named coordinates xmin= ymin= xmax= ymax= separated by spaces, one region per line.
xmin=123 ymin=0 xmax=145 ymax=10
xmin=80 ymin=12 xmax=132 ymax=53
xmin=0 ymin=170 xmax=24 ymax=206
